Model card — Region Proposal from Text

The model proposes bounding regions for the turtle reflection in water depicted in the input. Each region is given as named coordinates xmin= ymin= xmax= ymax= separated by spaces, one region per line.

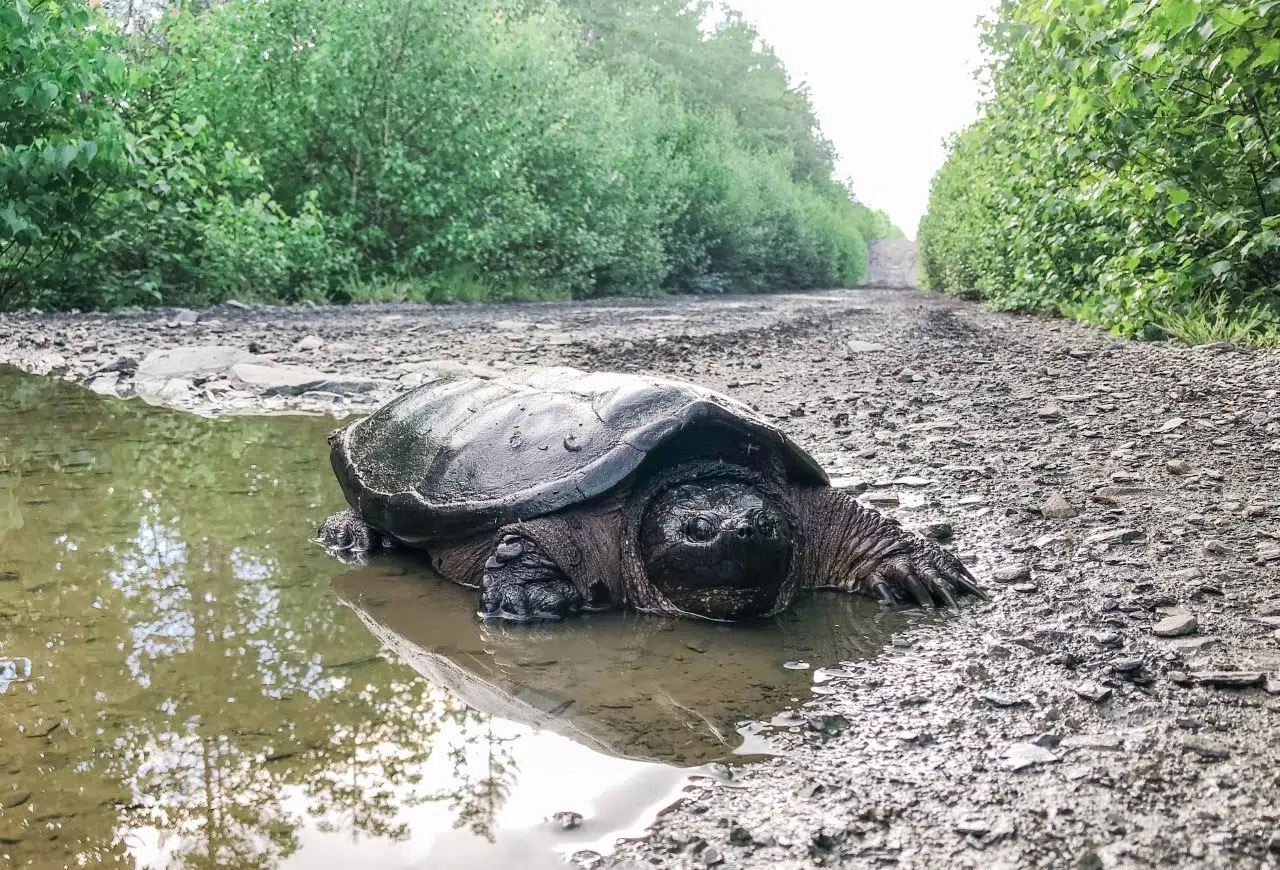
xmin=332 ymin=557 xmax=916 ymax=765
xmin=320 ymin=368 xmax=983 ymax=622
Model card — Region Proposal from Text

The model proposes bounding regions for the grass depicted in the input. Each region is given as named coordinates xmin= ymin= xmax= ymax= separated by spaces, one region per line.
xmin=341 ymin=267 xmax=573 ymax=305
xmin=1149 ymin=295 xmax=1280 ymax=348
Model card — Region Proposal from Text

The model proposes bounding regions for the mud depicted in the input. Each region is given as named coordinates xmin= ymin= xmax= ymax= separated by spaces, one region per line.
xmin=2 ymin=288 xmax=1279 ymax=869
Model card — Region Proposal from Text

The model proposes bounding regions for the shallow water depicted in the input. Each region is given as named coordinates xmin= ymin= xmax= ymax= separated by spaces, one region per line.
xmin=0 ymin=366 xmax=922 ymax=869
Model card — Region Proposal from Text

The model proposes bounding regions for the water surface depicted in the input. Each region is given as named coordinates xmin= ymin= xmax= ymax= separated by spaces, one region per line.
xmin=0 ymin=366 xmax=917 ymax=869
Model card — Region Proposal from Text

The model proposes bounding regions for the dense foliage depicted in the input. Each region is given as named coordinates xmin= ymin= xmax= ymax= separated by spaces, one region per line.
xmin=0 ymin=0 xmax=898 ymax=310
xmin=919 ymin=0 xmax=1280 ymax=342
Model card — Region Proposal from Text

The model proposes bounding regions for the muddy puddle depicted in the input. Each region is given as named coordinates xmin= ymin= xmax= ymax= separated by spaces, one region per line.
xmin=0 ymin=366 xmax=927 ymax=869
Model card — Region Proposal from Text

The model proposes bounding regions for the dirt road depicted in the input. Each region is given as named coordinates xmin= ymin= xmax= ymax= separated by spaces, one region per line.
xmin=3 ymin=288 xmax=1279 ymax=869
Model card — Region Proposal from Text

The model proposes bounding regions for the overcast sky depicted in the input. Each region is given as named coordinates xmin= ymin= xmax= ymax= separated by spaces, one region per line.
xmin=728 ymin=0 xmax=996 ymax=237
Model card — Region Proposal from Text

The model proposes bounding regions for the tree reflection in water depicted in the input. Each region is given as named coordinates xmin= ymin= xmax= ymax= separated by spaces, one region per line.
xmin=0 ymin=367 xmax=520 ymax=869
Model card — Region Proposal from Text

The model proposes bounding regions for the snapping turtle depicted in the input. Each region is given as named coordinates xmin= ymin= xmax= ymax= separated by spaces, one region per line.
xmin=319 ymin=367 xmax=983 ymax=622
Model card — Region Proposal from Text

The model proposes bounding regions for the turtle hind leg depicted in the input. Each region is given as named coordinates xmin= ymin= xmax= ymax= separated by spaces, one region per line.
xmin=318 ymin=509 xmax=386 ymax=563
xmin=480 ymin=533 xmax=583 ymax=622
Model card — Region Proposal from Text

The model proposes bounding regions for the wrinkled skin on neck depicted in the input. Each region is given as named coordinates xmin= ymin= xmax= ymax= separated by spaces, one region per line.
xmin=638 ymin=479 xmax=793 ymax=620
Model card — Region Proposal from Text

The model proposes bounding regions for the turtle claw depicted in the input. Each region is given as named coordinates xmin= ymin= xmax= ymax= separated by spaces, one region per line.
xmin=869 ymin=538 xmax=984 ymax=611
xmin=318 ymin=509 xmax=381 ymax=563
xmin=479 ymin=534 xmax=583 ymax=622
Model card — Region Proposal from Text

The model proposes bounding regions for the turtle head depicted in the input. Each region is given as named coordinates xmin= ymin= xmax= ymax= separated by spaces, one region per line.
xmin=638 ymin=480 xmax=793 ymax=620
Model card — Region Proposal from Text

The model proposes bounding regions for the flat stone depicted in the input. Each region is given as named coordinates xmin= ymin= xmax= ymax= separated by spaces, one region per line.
xmin=954 ymin=819 xmax=992 ymax=836
xmin=294 ymin=334 xmax=324 ymax=351
xmin=992 ymin=564 xmax=1032 ymax=584
xmin=1180 ymin=736 xmax=1230 ymax=761
xmin=1041 ymin=491 xmax=1079 ymax=519
xmin=918 ymin=522 xmax=953 ymax=540
xmin=1169 ymin=670 xmax=1265 ymax=688
xmin=1060 ymin=734 xmax=1124 ymax=751
xmin=846 ymin=340 xmax=886 ymax=353
xmin=1095 ymin=485 xmax=1159 ymax=498
xmin=829 ymin=477 xmax=869 ymax=494
xmin=1160 ymin=417 xmax=1187 ymax=432
xmin=1037 ymin=404 xmax=1065 ymax=421
xmin=1257 ymin=545 xmax=1280 ymax=563
xmin=1171 ymin=567 xmax=1205 ymax=581
xmin=865 ymin=493 xmax=900 ymax=507
xmin=135 ymin=345 xmax=256 ymax=382
xmin=1074 ymin=682 xmax=1113 ymax=702
xmin=1153 ymin=613 xmax=1198 ymax=638
xmin=231 ymin=363 xmax=385 ymax=396
xmin=1165 ymin=459 xmax=1192 ymax=475
xmin=1161 ymin=636 xmax=1221 ymax=653
xmin=1085 ymin=528 xmax=1144 ymax=545
xmin=1001 ymin=742 xmax=1058 ymax=771
xmin=892 ymin=476 xmax=933 ymax=487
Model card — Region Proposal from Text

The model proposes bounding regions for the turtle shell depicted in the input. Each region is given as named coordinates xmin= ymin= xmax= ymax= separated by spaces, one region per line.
xmin=329 ymin=366 xmax=828 ymax=544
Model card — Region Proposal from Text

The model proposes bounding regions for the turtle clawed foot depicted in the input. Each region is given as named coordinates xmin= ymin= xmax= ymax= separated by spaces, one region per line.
xmin=869 ymin=539 xmax=985 ymax=611
xmin=318 ymin=509 xmax=382 ymax=564
xmin=479 ymin=534 xmax=583 ymax=622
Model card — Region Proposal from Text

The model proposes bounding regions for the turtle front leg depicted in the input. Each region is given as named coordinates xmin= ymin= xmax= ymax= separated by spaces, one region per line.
xmin=318 ymin=508 xmax=387 ymax=563
xmin=480 ymin=533 xmax=584 ymax=622
xmin=798 ymin=488 xmax=984 ymax=610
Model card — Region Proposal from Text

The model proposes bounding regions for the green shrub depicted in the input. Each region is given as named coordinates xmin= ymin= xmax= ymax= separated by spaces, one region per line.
xmin=920 ymin=0 xmax=1280 ymax=343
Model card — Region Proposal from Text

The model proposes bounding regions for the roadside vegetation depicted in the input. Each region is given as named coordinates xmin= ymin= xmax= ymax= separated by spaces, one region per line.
xmin=0 ymin=0 xmax=900 ymax=311
xmin=919 ymin=0 xmax=1280 ymax=347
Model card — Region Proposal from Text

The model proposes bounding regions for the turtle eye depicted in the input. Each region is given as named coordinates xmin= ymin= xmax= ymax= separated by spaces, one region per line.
xmin=684 ymin=516 xmax=717 ymax=542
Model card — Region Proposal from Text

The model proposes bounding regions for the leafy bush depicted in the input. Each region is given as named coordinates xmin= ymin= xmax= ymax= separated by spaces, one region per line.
xmin=3 ymin=0 xmax=901 ymax=310
xmin=919 ymin=0 xmax=1280 ymax=343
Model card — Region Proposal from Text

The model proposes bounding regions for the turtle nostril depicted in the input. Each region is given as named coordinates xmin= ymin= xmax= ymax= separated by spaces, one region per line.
xmin=736 ymin=526 xmax=752 ymax=539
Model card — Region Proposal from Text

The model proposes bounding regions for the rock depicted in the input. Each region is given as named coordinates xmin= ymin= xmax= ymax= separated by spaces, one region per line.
xmin=980 ymin=693 xmax=1030 ymax=708
xmin=1180 ymin=736 xmax=1230 ymax=761
xmin=1085 ymin=528 xmax=1144 ymax=545
xmin=223 ymin=299 xmax=250 ymax=309
xmin=1060 ymin=734 xmax=1124 ymax=751
xmin=701 ymin=846 xmax=724 ymax=867
xmin=1203 ymin=539 xmax=1229 ymax=555
xmin=892 ymin=476 xmax=933 ymax=487
xmin=1169 ymin=670 xmax=1265 ymax=688
xmin=829 ymin=476 xmax=869 ymax=494
xmin=992 ymin=564 xmax=1032 ymax=584
xmin=1036 ymin=404 xmax=1065 ymax=421
xmin=88 ymin=373 xmax=120 ymax=396
xmin=728 ymin=823 xmax=754 ymax=846
xmin=1012 ymin=582 xmax=1038 ymax=593
xmin=1152 ymin=613 xmax=1198 ymax=638
xmin=954 ymin=819 xmax=991 ymax=835
xmin=866 ymin=493 xmax=900 ymax=507
xmin=1165 ymin=459 xmax=1192 ymax=474
xmin=294 ymin=334 xmax=324 ymax=351
xmin=918 ymin=522 xmax=953 ymax=540
xmin=1160 ymin=417 xmax=1187 ymax=432
xmin=1171 ymin=567 xmax=1205 ymax=582
xmin=846 ymin=340 xmax=885 ymax=353
xmin=1266 ymin=676 xmax=1280 ymax=695
xmin=1095 ymin=485 xmax=1159 ymax=498
xmin=550 ymin=811 xmax=583 ymax=830
xmin=230 ymin=362 xmax=385 ymax=396
xmin=1162 ymin=636 xmax=1220 ymax=653
xmin=136 ymin=346 xmax=256 ymax=383
xmin=1256 ymin=545 xmax=1280 ymax=563
xmin=1001 ymin=742 xmax=1058 ymax=771
xmin=1041 ymin=491 xmax=1079 ymax=519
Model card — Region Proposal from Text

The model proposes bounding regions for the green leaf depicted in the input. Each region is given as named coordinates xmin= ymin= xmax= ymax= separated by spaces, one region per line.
xmin=1168 ymin=188 xmax=1190 ymax=205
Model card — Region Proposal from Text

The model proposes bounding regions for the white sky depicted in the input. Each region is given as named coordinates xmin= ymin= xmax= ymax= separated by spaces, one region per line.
xmin=729 ymin=0 xmax=996 ymax=237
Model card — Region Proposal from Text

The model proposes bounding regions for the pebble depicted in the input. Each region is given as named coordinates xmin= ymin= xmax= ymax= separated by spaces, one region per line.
xmin=1152 ymin=613 xmax=1198 ymax=638
xmin=992 ymin=564 xmax=1032 ymax=584
xmin=1165 ymin=459 xmax=1191 ymax=475
xmin=1171 ymin=567 xmax=1205 ymax=581
xmin=1002 ymin=742 xmax=1058 ymax=770
xmin=551 ymin=811 xmax=583 ymax=830
xmin=294 ymin=334 xmax=324 ymax=351
xmin=702 ymin=846 xmax=724 ymax=867
xmin=1037 ymin=404 xmax=1065 ymax=421
xmin=1085 ymin=528 xmax=1144 ymax=545
xmin=1060 ymin=734 xmax=1123 ymax=751
xmin=1169 ymin=671 xmax=1265 ymax=688
xmin=1012 ymin=582 xmax=1038 ymax=593
xmin=846 ymin=340 xmax=885 ymax=353
xmin=1160 ymin=417 xmax=1187 ymax=432
xmin=1180 ymin=736 xmax=1230 ymax=761
xmin=918 ymin=522 xmax=953 ymax=540
xmin=1203 ymin=540 xmax=1229 ymax=555
xmin=1074 ymin=683 xmax=1113 ymax=702
xmin=1041 ymin=491 xmax=1079 ymax=519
